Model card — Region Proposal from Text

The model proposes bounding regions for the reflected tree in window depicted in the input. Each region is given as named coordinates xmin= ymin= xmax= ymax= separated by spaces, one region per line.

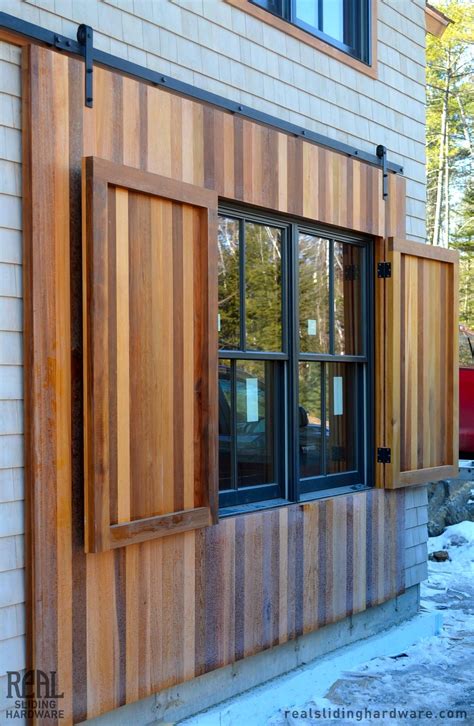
xmin=245 ymin=222 xmax=282 ymax=352
xmin=299 ymin=235 xmax=330 ymax=353
xmin=334 ymin=242 xmax=363 ymax=355
xmin=218 ymin=217 xmax=240 ymax=349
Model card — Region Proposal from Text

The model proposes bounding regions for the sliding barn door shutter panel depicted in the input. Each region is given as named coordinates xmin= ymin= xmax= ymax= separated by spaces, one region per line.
xmin=82 ymin=157 xmax=219 ymax=552
xmin=379 ymin=236 xmax=459 ymax=489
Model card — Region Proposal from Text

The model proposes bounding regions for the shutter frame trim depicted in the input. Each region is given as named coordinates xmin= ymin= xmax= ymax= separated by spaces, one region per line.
xmin=83 ymin=157 xmax=219 ymax=551
xmin=379 ymin=236 xmax=459 ymax=489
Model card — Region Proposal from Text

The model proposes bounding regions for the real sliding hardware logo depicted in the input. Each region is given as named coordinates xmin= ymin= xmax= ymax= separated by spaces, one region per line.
xmin=5 ymin=670 xmax=65 ymax=720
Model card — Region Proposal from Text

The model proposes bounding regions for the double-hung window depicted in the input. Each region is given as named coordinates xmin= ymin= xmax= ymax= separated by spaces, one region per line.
xmin=217 ymin=213 xmax=286 ymax=508
xmin=218 ymin=207 xmax=372 ymax=511
xmin=251 ymin=0 xmax=371 ymax=65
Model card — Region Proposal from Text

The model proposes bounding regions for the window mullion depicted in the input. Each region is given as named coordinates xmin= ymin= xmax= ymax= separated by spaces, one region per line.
xmin=239 ymin=219 xmax=246 ymax=352
xmin=290 ymin=223 xmax=300 ymax=501
xmin=287 ymin=0 xmax=294 ymax=23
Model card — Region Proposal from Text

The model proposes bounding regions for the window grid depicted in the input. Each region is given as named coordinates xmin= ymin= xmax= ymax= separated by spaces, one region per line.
xmin=218 ymin=206 xmax=373 ymax=510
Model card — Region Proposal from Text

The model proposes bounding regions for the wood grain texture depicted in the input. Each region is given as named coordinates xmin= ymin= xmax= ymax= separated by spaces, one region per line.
xmin=83 ymin=158 xmax=218 ymax=551
xmin=374 ymin=173 xmax=406 ymax=488
xmin=76 ymin=71 xmax=385 ymax=237
xmin=23 ymin=45 xmax=407 ymax=724
xmin=23 ymin=46 xmax=74 ymax=724
xmin=383 ymin=237 xmax=459 ymax=489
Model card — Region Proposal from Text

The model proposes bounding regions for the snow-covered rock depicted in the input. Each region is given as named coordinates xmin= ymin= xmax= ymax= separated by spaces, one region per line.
xmin=428 ymin=479 xmax=474 ymax=536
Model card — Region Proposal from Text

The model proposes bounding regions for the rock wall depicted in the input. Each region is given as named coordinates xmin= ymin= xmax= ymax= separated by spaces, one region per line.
xmin=428 ymin=476 xmax=474 ymax=537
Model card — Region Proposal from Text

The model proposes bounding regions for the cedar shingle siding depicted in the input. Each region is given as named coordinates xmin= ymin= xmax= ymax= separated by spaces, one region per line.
xmin=8 ymin=0 xmax=426 ymax=242
xmin=0 ymin=40 xmax=25 ymax=725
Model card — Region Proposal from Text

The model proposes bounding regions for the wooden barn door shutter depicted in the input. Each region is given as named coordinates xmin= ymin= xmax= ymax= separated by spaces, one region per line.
xmin=377 ymin=237 xmax=459 ymax=489
xmin=83 ymin=157 xmax=218 ymax=551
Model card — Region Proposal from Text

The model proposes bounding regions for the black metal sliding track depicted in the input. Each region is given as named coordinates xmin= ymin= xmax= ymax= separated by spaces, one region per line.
xmin=0 ymin=10 xmax=404 ymax=178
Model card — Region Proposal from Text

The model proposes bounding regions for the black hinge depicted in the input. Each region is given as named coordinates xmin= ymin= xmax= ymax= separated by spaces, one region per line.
xmin=77 ymin=24 xmax=93 ymax=108
xmin=377 ymin=447 xmax=391 ymax=464
xmin=377 ymin=261 xmax=392 ymax=278
xmin=376 ymin=144 xmax=388 ymax=200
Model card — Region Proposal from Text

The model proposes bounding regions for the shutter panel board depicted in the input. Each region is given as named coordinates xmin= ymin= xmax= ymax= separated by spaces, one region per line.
xmin=381 ymin=236 xmax=459 ymax=489
xmin=374 ymin=237 xmax=388 ymax=489
xmin=83 ymin=156 xmax=218 ymax=551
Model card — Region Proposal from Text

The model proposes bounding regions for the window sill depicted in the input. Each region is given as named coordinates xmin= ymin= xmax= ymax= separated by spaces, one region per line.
xmin=298 ymin=483 xmax=373 ymax=502
xmin=219 ymin=497 xmax=290 ymax=518
xmin=219 ymin=485 xmax=373 ymax=518
xmin=224 ymin=0 xmax=377 ymax=80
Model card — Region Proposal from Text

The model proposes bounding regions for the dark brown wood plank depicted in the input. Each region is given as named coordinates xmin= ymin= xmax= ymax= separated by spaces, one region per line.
xmin=108 ymin=508 xmax=212 ymax=548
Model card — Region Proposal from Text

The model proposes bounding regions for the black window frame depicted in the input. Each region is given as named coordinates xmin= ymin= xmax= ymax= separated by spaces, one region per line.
xmin=250 ymin=0 xmax=372 ymax=66
xmin=218 ymin=204 xmax=374 ymax=514
xmin=218 ymin=210 xmax=289 ymax=509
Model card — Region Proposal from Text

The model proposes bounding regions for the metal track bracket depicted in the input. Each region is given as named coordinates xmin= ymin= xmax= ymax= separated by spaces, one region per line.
xmin=77 ymin=24 xmax=93 ymax=108
xmin=376 ymin=144 xmax=388 ymax=200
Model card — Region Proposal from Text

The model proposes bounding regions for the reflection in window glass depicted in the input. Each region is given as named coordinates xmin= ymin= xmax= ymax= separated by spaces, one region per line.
xmin=218 ymin=360 xmax=232 ymax=490
xmin=326 ymin=362 xmax=357 ymax=474
xmin=218 ymin=217 xmax=240 ymax=349
xmin=254 ymin=0 xmax=285 ymax=15
xmin=334 ymin=242 xmax=363 ymax=355
xmin=236 ymin=360 xmax=275 ymax=487
xmin=245 ymin=223 xmax=282 ymax=352
xmin=322 ymin=0 xmax=344 ymax=42
xmin=294 ymin=0 xmax=319 ymax=29
xmin=299 ymin=235 xmax=330 ymax=353
xmin=217 ymin=206 xmax=369 ymax=507
xmin=253 ymin=0 xmax=369 ymax=64
xmin=298 ymin=362 xmax=323 ymax=479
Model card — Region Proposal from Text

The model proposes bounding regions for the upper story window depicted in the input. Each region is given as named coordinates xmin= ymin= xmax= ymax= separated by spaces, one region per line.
xmin=251 ymin=0 xmax=371 ymax=64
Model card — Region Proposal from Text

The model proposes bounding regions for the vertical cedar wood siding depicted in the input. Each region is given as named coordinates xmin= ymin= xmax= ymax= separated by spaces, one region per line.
xmin=82 ymin=158 xmax=219 ymax=552
xmin=21 ymin=45 xmax=409 ymax=724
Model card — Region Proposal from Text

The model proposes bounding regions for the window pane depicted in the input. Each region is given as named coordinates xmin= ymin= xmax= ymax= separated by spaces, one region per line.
xmin=253 ymin=0 xmax=286 ymax=17
xmin=298 ymin=361 xmax=324 ymax=478
xmin=321 ymin=0 xmax=344 ymax=42
xmin=236 ymin=360 xmax=276 ymax=487
xmin=294 ymin=0 xmax=319 ymax=30
xmin=218 ymin=360 xmax=233 ymax=490
xmin=326 ymin=362 xmax=357 ymax=473
xmin=245 ymin=222 xmax=282 ymax=352
xmin=334 ymin=242 xmax=363 ymax=355
xmin=299 ymin=235 xmax=330 ymax=353
xmin=218 ymin=217 xmax=240 ymax=350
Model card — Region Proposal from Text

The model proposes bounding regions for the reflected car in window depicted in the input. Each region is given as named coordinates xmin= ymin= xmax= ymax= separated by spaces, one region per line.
xmin=218 ymin=362 xmax=276 ymax=489
xmin=298 ymin=404 xmax=330 ymax=479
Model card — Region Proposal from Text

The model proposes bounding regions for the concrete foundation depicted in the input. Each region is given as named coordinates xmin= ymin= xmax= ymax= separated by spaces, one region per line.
xmin=82 ymin=585 xmax=420 ymax=726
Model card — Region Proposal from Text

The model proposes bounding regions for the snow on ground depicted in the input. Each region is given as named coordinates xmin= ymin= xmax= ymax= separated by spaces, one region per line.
xmin=270 ymin=523 xmax=474 ymax=724
xmin=182 ymin=522 xmax=474 ymax=725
